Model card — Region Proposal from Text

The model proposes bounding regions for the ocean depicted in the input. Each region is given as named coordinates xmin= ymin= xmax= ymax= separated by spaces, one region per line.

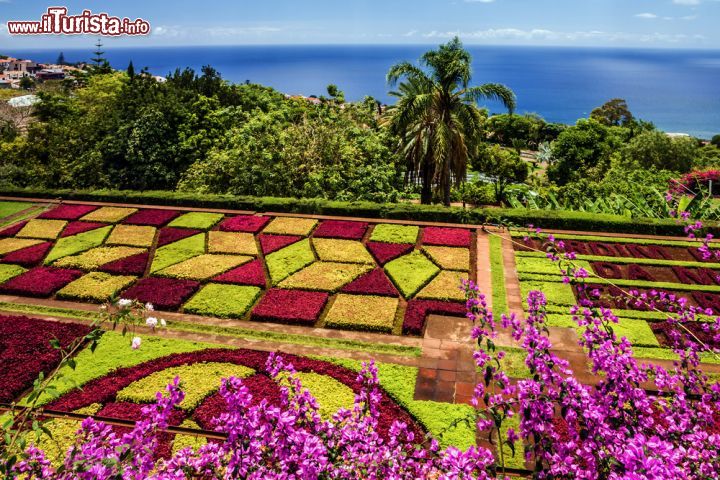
xmin=6 ymin=45 xmax=720 ymax=138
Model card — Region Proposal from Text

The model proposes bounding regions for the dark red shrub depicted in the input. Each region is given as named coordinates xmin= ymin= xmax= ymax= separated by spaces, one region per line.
xmin=259 ymin=234 xmax=302 ymax=255
xmin=588 ymin=242 xmax=622 ymax=257
xmin=366 ymin=242 xmax=414 ymax=265
xmin=251 ymin=289 xmax=328 ymax=326
xmin=213 ymin=259 xmax=266 ymax=287
xmin=0 ymin=267 xmax=83 ymax=297
xmin=692 ymin=292 xmax=720 ymax=314
xmin=0 ymin=221 xmax=28 ymax=237
xmin=219 ymin=215 xmax=271 ymax=233
xmin=403 ymin=300 xmax=466 ymax=336
xmin=2 ymin=241 xmax=52 ymax=266
xmin=688 ymin=247 xmax=719 ymax=263
xmin=421 ymin=227 xmax=471 ymax=247
xmin=590 ymin=262 xmax=623 ymax=279
xmin=98 ymin=252 xmax=150 ymax=276
xmin=650 ymin=320 xmax=720 ymax=349
xmin=341 ymin=268 xmax=399 ymax=297
xmin=122 ymin=277 xmax=200 ymax=311
xmin=625 ymin=244 xmax=672 ymax=260
xmin=123 ymin=209 xmax=181 ymax=227
xmin=563 ymin=240 xmax=590 ymax=255
xmin=672 ymin=266 xmax=718 ymax=286
xmin=312 ymin=220 xmax=368 ymax=240
xmin=60 ymin=221 xmax=107 ymax=238
xmin=628 ymin=264 xmax=655 ymax=282
xmin=0 ymin=315 xmax=90 ymax=403
xmin=157 ymin=227 xmax=202 ymax=247
xmin=38 ymin=204 xmax=97 ymax=220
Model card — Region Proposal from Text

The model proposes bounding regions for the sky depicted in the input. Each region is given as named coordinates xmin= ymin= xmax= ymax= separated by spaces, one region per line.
xmin=0 ymin=0 xmax=719 ymax=49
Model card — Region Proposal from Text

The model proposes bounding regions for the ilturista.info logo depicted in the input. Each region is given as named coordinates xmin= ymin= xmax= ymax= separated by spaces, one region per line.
xmin=6 ymin=7 xmax=150 ymax=36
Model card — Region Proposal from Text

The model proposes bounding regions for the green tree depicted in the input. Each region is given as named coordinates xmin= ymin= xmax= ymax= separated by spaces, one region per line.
xmin=474 ymin=144 xmax=529 ymax=203
xmin=590 ymin=98 xmax=634 ymax=127
xmin=56 ymin=52 xmax=66 ymax=66
xmin=383 ymin=37 xmax=515 ymax=206
xmin=127 ymin=61 xmax=135 ymax=79
xmin=18 ymin=76 xmax=34 ymax=90
xmin=711 ymin=134 xmax=720 ymax=148
xmin=326 ymin=84 xmax=345 ymax=103
xmin=623 ymin=130 xmax=697 ymax=173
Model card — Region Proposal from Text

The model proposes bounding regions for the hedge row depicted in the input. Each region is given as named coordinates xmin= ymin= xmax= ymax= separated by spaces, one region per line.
xmin=1 ymin=187 xmax=710 ymax=236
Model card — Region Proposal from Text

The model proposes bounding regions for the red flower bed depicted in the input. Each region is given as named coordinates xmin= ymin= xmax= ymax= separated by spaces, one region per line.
xmin=366 ymin=242 xmax=414 ymax=265
xmin=121 ymin=277 xmax=200 ymax=310
xmin=157 ymin=227 xmax=202 ymax=247
xmin=0 ymin=221 xmax=28 ymax=237
xmin=341 ymin=268 xmax=399 ymax=297
xmin=258 ymin=234 xmax=302 ymax=255
xmin=692 ymin=292 xmax=720 ymax=314
xmin=38 ymin=204 xmax=97 ymax=220
xmin=2 ymin=241 xmax=52 ymax=266
xmin=0 ymin=267 xmax=83 ymax=297
xmin=47 ymin=348 xmax=423 ymax=441
xmin=60 ymin=221 xmax=107 ymax=238
xmin=403 ymin=300 xmax=466 ymax=336
xmin=590 ymin=262 xmax=623 ymax=279
xmin=0 ymin=315 xmax=90 ymax=403
xmin=650 ymin=320 xmax=720 ymax=349
xmin=672 ymin=266 xmax=719 ymax=286
xmin=213 ymin=259 xmax=266 ymax=287
xmin=219 ymin=215 xmax=271 ymax=233
xmin=123 ymin=209 xmax=181 ymax=227
xmin=99 ymin=252 xmax=150 ymax=276
xmin=627 ymin=264 xmax=655 ymax=282
xmin=251 ymin=289 xmax=328 ymax=326
xmin=421 ymin=227 xmax=471 ymax=247
xmin=312 ymin=220 xmax=368 ymax=240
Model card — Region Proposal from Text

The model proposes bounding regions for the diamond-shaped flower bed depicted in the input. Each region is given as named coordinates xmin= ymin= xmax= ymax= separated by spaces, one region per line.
xmin=168 ymin=212 xmax=223 ymax=230
xmin=279 ymin=262 xmax=372 ymax=292
xmin=2 ymin=241 xmax=52 ymax=266
xmin=38 ymin=204 xmax=97 ymax=220
xmin=157 ymin=227 xmax=202 ymax=247
xmin=0 ymin=238 xmax=44 ymax=256
xmin=106 ymin=225 xmax=156 ymax=248
xmin=416 ymin=270 xmax=468 ymax=302
xmin=421 ymin=227 xmax=471 ymax=247
xmin=208 ymin=231 xmax=257 ymax=256
xmin=98 ymin=251 xmax=149 ymax=276
xmin=212 ymin=259 xmax=266 ymax=287
xmin=156 ymin=254 xmax=252 ymax=281
xmin=219 ymin=215 xmax=271 ymax=233
xmin=17 ymin=219 xmax=67 ymax=240
xmin=251 ymin=289 xmax=329 ymax=326
xmin=366 ymin=242 xmax=414 ymax=265
xmin=324 ymin=294 xmax=399 ymax=333
xmin=370 ymin=224 xmax=419 ymax=244
xmin=150 ymin=234 xmax=205 ymax=273
xmin=384 ymin=251 xmax=440 ymax=298
xmin=123 ymin=209 xmax=181 ymax=227
xmin=0 ymin=266 xmax=83 ymax=297
xmin=402 ymin=299 xmax=466 ymax=336
xmin=341 ymin=268 xmax=399 ymax=297
xmin=183 ymin=283 xmax=262 ymax=319
xmin=259 ymin=234 xmax=302 ymax=255
xmin=313 ymin=239 xmax=374 ymax=264
xmin=0 ymin=264 xmax=26 ymax=283
xmin=53 ymin=246 xmax=145 ymax=270
xmin=265 ymin=239 xmax=315 ymax=285
xmin=44 ymin=226 xmax=112 ymax=264
xmin=60 ymin=221 xmax=107 ymax=238
xmin=422 ymin=246 xmax=470 ymax=271
xmin=81 ymin=207 xmax=137 ymax=223
xmin=263 ymin=217 xmax=317 ymax=236
xmin=57 ymin=272 xmax=137 ymax=303
xmin=312 ymin=220 xmax=368 ymax=240
xmin=0 ymin=221 xmax=28 ymax=237
xmin=121 ymin=277 xmax=200 ymax=311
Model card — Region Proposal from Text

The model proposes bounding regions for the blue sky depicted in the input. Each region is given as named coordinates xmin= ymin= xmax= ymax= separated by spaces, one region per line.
xmin=1 ymin=0 xmax=719 ymax=48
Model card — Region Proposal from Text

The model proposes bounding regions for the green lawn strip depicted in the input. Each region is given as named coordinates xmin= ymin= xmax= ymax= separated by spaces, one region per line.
xmin=315 ymin=356 xmax=477 ymax=450
xmin=518 ymin=272 xmax=720 ymax=294
xmin=546 ymin=314 xmax=660 ymax=347
xmin=0 ymin=201 xmax=39 ymax=224
xmin=489 ymin=235 xmax=509 ymax=314
xmin=519 ymin=280 xmax=576 ymax=306
xmin=45 ymin=226 xmax=113 ymax=264
xmin=150 ymin=233 xmax=206 ymax=273
xmin=539 ymin=304 xmax=715 ymax=322
xmin=0 ymin=264 xmax=26 ymax=283
xmin=0 ymin=206 xmax=44 ymax=227
xmin=510 ymin=231 xmax=714 ymax=249
xmin=515 ymin=256 xmax=592 ymax=275
xmin=515 ymin=250 xmax=720 ymax=270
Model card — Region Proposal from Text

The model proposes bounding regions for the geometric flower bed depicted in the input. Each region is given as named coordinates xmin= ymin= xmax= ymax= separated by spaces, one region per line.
xmin=0 ymin=202 xmax=476 ymax=337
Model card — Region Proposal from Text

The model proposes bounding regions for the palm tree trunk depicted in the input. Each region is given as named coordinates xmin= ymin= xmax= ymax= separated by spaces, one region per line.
xmin=442 ymin=162 xmax=451 ymax=207
xmin=421 ymin=160 xmax=433 ymax=204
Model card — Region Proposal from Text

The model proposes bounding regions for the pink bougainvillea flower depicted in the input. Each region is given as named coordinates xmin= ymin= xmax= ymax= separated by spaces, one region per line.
xmin=421 ymin=227 xmax=471 ymax=247
xmin=121 ymin=277 xmax=200 ymax=311
xmin=313 ymin=220 xmax=368 ymax=240
xmin=213 ymin=258 xmax=266 ymax=287
xmin=366 ymin=241 xmax=414 ymax=265
xmin=38 ymin=204 xmax=97 ymax=220
xmin=0 ymin=266 xmax=83 ymax=297
xmin=251 ymin=289 xmax=329 ymax=325
xmin=341 ymin=268 xmax=399 ymax=297
xmin=258 ymin=234 xmax=302 ymax=255
xmin=219 ymin=215 xmax=271 ymax=233
xmin=123 ymin=209 xmax=181 ymax=227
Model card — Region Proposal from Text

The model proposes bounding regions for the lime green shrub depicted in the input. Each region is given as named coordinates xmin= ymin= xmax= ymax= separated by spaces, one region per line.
xmin=53 ymin=246 xmax=145 ymax=270
xmin=312 ymin=238 xmax=374 ymax=264
xmin=265 ymin=239 xmax=315 ymax=284
xmin=278 ymin=262 xmax=372 ymax=292
xmin=384 ymin=251 xmax=439 ymax=298
xmin=150 ymin=234 xmax=205 ymax=273
xmin=263 ymin=217 xmax=317 ymax=236
xmin=106 ymin=225 xmax=156 ymax=247
xmin=81 ymin=207 xmax=137 ymax=223
xmin=416 ymin=270 xmax=468 ymax=302
xmin=183 ymin=283 xmax=261 ymax=318
xmin=16 ymin=219 xmax=67 ymax=239
xmin=57 ymin=272 xmax=136 ymax=302
xmin=370 ymin=224 xmax=418 ymax=244
xmin=157 ymin=254 xmax=251 ymax=280
xmin=44 ymin=226 xmax=112 ymax=264
xmin=168 ymin=212 xmax=224 ymax=230
xmin=208 ymin=231 xmax=257 ymax=255
xmin=324 ymin=294 xmax=399 ymax=332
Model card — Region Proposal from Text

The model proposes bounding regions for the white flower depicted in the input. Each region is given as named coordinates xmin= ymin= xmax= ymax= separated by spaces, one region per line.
xmin=160 ymin=319 xmax=167 ymax=327
xmin=145 ymin=317 xmax=158 ymax=328
xmin=145 ymin=303 xmax=154 ymax=311
xmin=118 ymin=298 xmax=132 ymax=308
xmin=131 ymin=336 xmax=142 ymax=350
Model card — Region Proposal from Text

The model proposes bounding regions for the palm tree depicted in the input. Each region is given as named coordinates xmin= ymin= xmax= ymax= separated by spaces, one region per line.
xmin=383 ymin=37 xmax=516 ymax=206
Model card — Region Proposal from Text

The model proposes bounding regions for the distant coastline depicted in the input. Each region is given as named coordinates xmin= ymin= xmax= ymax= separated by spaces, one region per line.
xmin=5 ymin=44 xmax=720 ymax=138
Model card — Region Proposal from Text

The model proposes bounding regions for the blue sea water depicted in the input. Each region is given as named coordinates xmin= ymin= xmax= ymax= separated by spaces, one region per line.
xmin=6 ymin=45 xmax=720 ymax=138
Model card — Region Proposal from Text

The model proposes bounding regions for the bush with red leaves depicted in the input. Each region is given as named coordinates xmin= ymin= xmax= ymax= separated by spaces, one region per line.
xmin=341 ymin=268 xmax=399 ymax=297
xmin=0 ymin=267 xmax=83 ymax=297
xmin=213 ymin=259 xmax=266 ymax=287
xmin=0 ymin=221 xmax=28 ymax=237
xmin=590 ymin=262 xmax=623 ymax=279
xmin=258 ymin=234 xmax=301 ymax=255
xmin=692 ymin=292 xmax=720 ymax=314
xmin=157 ymin=227 xmax=202 ymax=247
xmin=60 ymin=221 xmax=107 ymax=238
xmin=121 ymin=277 xmax=200 ymax=310
xmin=219 ymin=215 xmax=271 ymax=233
xmin=123 ymin=209 xmax=181 ymax=227
xmin=0 ymin=315 xmax=90 ymax=403
xmin=98 ymin=252 xmax=150 ymax=276
xmin=421 ymin=227 xmax=471 ymax=248
xmin=403 ymin=299 xmax=466 ymax=336
xmin=2 ymin=241 xmax=52 ymax=266
xmin=366 ymin=242 xmax=414 ymax=265
xmin=312 ymin=220 xmax=368 ymax=240
xmin=672 ymin=266 xmax=719 ymax=286
xmin=251 ymin=289 xmax=328 ymax=326
xmin=627 ymin=264 xmax=655 ymax=282
xmin=650 ymin=320 xmax=720 ymax=350
xmin=38 ymin=204 xmax=97 ymax=220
